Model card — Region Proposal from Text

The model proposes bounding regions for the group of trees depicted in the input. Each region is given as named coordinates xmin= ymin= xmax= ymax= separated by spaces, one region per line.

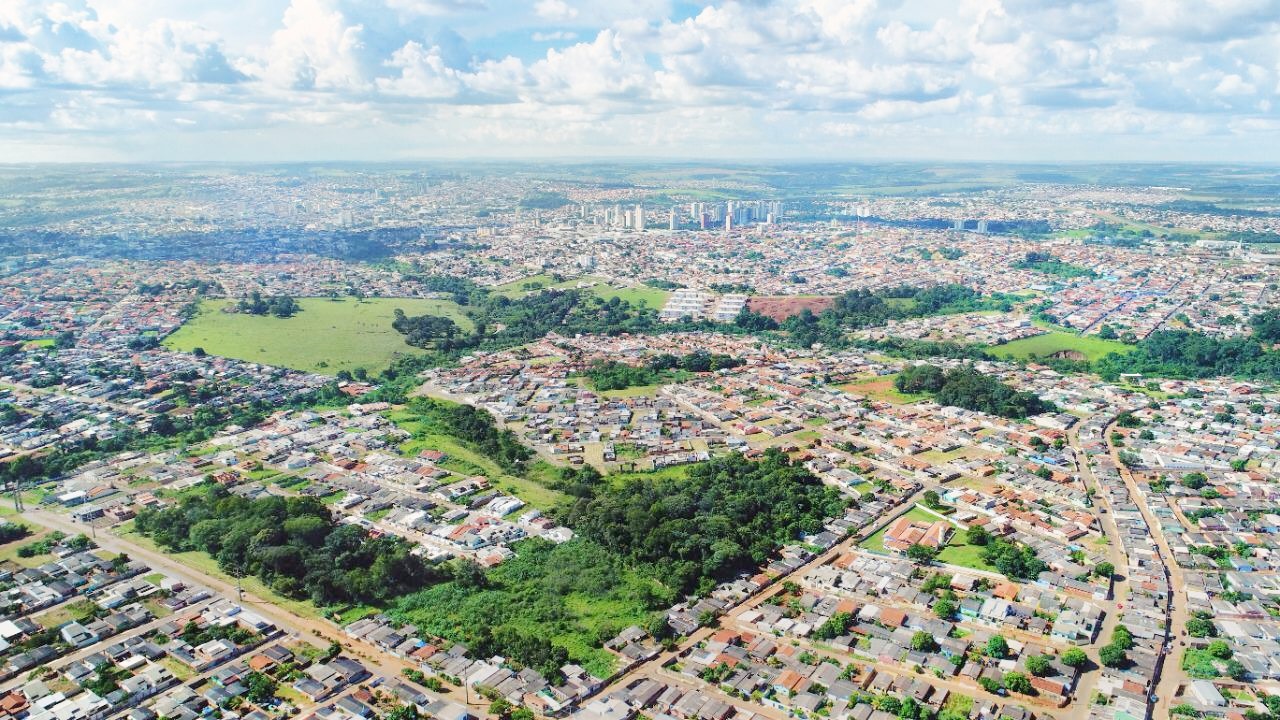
xmin=1098 ymin=626 xmax=1133 ymax=668
xmin=777 ymin=283 xmax=1010 ymax=350
xmin=397 ymin=397 xmax=531 ymax=474
xmin=581 ymin=352 xmax=744 ymax=391
xmin=560 ymin=449 xmax=847 ymax=596
xmin=391 ymin=538 xmax=674 ymax=682
xmin=391 ymin=289 xmax=673 ymax=357
xmin=979 ymin=536 xmax=1048 ymax=580
xmin=895 ymin=364 xmax=1053 ymax=419
xmin=134 ymin=486 xmax=443 ymax=607
xmin=392 ymin=310 xmax=462 ymax=348
xmin=0 ymin=522 xmax=31 ymax=544
xmin=1095 ymin=329 xmax=1280 ymax=380
xmin=1252 ymin=309 xmax=1280 ymax=343
xmin=1013 ymin=251 xmax=1097 ymax=279
xmin=238 ymin=291 xmax=299 ymax=318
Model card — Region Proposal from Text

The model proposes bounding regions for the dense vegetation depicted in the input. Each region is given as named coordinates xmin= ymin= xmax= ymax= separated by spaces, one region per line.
xmin=392 ymin=309 xmax=461 ymax=347
xmin=581 ymin=352 xmax=744 ymax=391
xmin=391 ymin=289 xmax=669 ymax=358
xmin=0 ymin=522 xmax=31 ymax=544
xmin=778 ymin=283 xmax=1011 ymax=349
xmin=1013 ymin=251 xmax=1096 ymax=279
xmin=1095 ymin=329 xmax=1280 ymax=380
xmin=560 ymin=450 xmax=847 ymax=595
xmin=391 ymin=539 xmax=669 ymax=679
xmin=396 ymin=397 xmax=531 ymax=474
xmin=135 ymin=486 xmax=442 ymax=607
xmin=895 ymin=364 xmax=1053 ymax=418
xmin=977 ymin=536 xmax=1048 ymax=580
xmin=238 ymin=291 xmax=299 ymax=318
xmin=1253 ymin=309 xmax=1280 ymax=343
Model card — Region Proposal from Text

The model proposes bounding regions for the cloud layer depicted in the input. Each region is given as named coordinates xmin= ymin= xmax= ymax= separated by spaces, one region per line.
xmin=2 ymin=0 xmax=1278 ymax=160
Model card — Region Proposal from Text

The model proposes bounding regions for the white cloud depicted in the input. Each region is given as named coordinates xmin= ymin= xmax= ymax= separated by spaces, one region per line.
xmin=0 ymin=0 xmax=1277 ymax=160
xmin=533 ymin=0 xmax=577 ymax=22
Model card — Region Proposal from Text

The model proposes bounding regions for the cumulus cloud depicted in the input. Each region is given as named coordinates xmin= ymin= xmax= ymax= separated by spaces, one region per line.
xmin=1 ymin=0 xmax=1278 ymax=159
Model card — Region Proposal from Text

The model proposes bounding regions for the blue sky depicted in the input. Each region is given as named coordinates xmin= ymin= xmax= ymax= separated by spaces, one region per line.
xmin=1 ymin=0 xmax=1278 ymax=162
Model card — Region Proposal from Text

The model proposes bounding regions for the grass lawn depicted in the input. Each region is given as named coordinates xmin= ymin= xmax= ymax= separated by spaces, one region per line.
xmin=838 ymin=374 xmax=928 ymax=404
xmin=390 ymin=411 xmax=568 ymax=512
xmin=163 ymin=296 xmax=473 ymax=375
xmin=599 ymin=383 xmax=663 ymax=399
xmin=1181 ymin=648 xmax=1223 ymax=679
xmin=0 ymin=530 xmax=56 ymax=568
xmin=160 ymin=656 xmax=196 ymax=682
xmin=992 ymin=328 xmax=1131 ymax=363
xmin=491 ymin=274 xmax=670 ymax=309
xmin=490 ymin=273 xmax=586 ymax=297
xmin=589 ymin=284 xmax=671 ymax=310
xmin=34 ymin=599 xmax=97 ymax=628
xmin=935 ymin=533 xmax=996 ymax=573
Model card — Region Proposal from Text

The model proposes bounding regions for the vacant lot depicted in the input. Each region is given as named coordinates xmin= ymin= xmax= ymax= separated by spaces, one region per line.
xmin=992 ymin=329 xmax=1131 ymax=363
xmin=838 ymin=374 xmax=927 ymax=404
xmin=491 ymin=274 xmax=670 ymax=309
xmin=164 ymin=297 xmax=472 ymax=375
xmin=746 ymin=295 xmax=835 ymax=321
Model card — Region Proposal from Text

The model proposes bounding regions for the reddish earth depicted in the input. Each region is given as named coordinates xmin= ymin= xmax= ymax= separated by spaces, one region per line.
xmin=746 ymin=295 xmax=835 ymax=322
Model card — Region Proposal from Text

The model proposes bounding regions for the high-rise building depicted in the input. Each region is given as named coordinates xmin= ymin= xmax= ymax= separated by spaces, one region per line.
xmin=635 ymin=203 xmax=644 ymax=231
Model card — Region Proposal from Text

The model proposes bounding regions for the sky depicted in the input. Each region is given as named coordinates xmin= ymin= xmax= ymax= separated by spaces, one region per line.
xmin=1 ymin=0 xmax=1278 ymax=162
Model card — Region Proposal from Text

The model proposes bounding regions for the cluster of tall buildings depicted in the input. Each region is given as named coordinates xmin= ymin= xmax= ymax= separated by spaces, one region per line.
xmin=580 ymin=200 xmax=785 ymax=232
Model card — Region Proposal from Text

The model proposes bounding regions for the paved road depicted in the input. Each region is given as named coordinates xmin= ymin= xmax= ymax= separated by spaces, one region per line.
xmin=1102 ymin=422 xmax=1187 ymax=718
xmin=1061 ymin=420 xmax=1132 ymax=720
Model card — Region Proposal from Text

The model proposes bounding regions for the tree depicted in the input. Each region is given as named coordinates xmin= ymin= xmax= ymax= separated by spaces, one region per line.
xmin=978 ymin=676 xmax=1001 ymax=694
xmin=895 ymin=364 xmax=946 ymax=394
xmin=1111 ymin=626 xmax=1134 ymax=650
xmin=816 ymin=612 xmax=853 ymax=640
xmin=1186 ymin=616 xmax=1216 ymax=638
xmin=1206 ymin=640 xmax=1232 ymax=659
xmin=1250 ymin=308 xmax=1280 ymax=342
xmin=1060 ymin=647 xmax=1087 ymax=669
xmin=923 ymin=490 xmax=943 ymax=509
xmin=244 ymin=671 xmax=277 ymax=704
xmin=1025 ymin=654 xmax=1051 ymax=677
xmin=385 ymin=705 xmax=421 ymax=720
xmin=1094 ymin=562 xmax=1114 ymax=579
xmin=910 ymin=631 xmax=937 ymax=653
xmin=1098 ymin=644 xmax=1127 ymax=668
xmin=986 ymin=635 xmax=1009 ymax=659
xmin=1003 ymin=671 xmax=1033 ymax=694
xmin=933 ymin=597 xmax=957 ymax=619
xmin=488 ymin=698 xmax=514 ymax=719
xmin=965 ymin=525 xmax=990 ymax=546
xmin=1182 ymin=472 xmax=1207 ymax=490
xmin=906 ymin=544 xmax=938 ymax=563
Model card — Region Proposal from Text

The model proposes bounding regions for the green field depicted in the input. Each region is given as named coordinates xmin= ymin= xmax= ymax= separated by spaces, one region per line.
xmin=589 ymin=284 xmax=671 ymax=309
xmin=935 ymin=532 xmax=996 ymax=573
xmin=838 ymin=374 xmax=928 ymax=404
xmin=164 ymin=297 xmax=473 ymax=375
xmin=992 ymin=329 xmax=1131 ymax=363
xmin=389 ymin=410 xmax=567 ymax=512
xmin=492 ymin=274 xmax=670 ymax=309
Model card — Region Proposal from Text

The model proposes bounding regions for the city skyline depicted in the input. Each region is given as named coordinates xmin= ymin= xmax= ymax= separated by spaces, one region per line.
xmin=2 ymin=0 xmax=1279 ymax=162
